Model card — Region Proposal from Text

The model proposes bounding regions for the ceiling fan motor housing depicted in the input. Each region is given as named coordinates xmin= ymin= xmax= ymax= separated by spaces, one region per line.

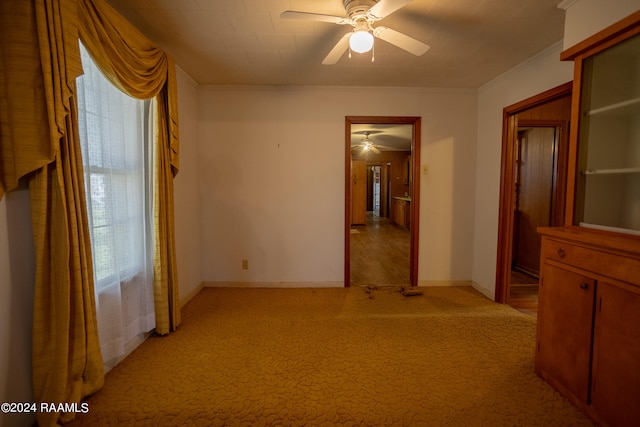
xmin=343 ymin=0 xmax=377 ymax=19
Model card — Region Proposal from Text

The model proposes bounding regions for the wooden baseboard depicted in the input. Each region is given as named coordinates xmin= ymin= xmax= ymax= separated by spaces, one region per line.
xmin=202 ymin=281 xmax=344 ymax=289
xmin=417 ymin=280 xmax=473 ymax=287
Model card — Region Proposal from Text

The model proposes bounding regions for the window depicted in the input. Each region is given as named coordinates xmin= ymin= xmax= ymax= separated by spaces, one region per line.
xmin=76 ymin=43 xmax=155 ymax=366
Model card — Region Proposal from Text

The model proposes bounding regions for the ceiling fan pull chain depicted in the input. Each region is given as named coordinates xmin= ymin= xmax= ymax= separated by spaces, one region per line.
xmin=371 ymin=43 xmax=375 ymax=62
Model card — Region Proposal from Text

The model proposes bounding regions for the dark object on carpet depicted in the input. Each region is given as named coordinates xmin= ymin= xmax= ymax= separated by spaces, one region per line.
xmin=401 ymin=287 xmax=423 ymax=297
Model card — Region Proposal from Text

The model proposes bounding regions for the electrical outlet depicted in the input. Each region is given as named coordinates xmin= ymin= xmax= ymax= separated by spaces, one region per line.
xmin=242 ymin=259 xmax=249 ymax=270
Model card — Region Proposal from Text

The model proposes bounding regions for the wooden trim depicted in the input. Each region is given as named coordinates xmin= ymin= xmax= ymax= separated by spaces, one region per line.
xmin=495 ymin=113 xmax=518 ymax=303
xmin=504 ymin=82 xmax=574 ymax=115
xmin=560 ymin=10 xmax=640 ymax=61
xmin=495 ymin=82 xmax=573 ymax=303
xmin=344 ymin=117 xmax=352 ymax=286
xmin=410 ymin=119 xmax=421 ymax=287
xmin=344 ymin=116 xmax=421 ymax=288
xmin=565 ymin=65 xmax=584 ymax=226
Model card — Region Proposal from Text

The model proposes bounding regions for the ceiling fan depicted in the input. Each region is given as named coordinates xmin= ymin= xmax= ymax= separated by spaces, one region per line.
xmin=352 ymin=132 xmax=392 ymax=154
xmin=281 ymin=0 xmax=430 ymax=65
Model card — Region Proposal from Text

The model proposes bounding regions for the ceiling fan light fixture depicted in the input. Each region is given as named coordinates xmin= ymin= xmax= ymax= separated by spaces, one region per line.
xmin=349 ymin=30 xmax=374 ymax=53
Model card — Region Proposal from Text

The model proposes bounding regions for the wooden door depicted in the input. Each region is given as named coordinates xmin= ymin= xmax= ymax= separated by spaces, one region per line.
xmin=380 ymin=164 xmax=389 ymax=218
xmin=536 ymin=263 xmax=595 ymax=403
xmin=513 ymin=127 xmax=556 ymax=275
xmin=591 ymin=282 xmax=640 ymax=425
xmin=351 ymin=160 xmax=367 ymax=225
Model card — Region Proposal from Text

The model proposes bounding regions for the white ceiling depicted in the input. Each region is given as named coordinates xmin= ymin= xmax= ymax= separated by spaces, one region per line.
xmin=106 ymin=0 xmax=566 ymax=88
xmin=351 ymin=123 xmax=413 ymax=150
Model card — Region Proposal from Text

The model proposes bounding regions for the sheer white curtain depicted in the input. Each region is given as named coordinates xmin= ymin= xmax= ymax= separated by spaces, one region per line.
xmin=76 ymin=44 xmax=155 ymax=366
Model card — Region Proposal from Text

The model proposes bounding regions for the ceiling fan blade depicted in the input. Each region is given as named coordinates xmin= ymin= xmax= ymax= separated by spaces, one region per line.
xmin=280 ymin=11 xmax=350 ymax=25
xmin=367 ymin=0 xmax=412 ymax=20
xmin=322 ymin=32 xmax=352 ymax=65
xmin=370 ymin=145 xmax=381 ymax=154
xmin=373 ymin=26 xmax=430 ymax=56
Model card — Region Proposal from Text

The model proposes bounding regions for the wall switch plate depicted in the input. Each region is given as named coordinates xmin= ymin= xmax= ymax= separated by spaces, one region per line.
xmin=242 ymin=259 xmax=249 ymax=270
xmin=421 ymin=165 xmax=429 ymax=175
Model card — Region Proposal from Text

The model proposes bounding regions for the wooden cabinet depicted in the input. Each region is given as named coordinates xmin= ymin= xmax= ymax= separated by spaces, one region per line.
xmin=536 ymin=262 xmax=594 ymax=403
xmin=535 ymin=14 xmax=640 ymax=426
xmin=591 ymin=282 xmax=640 ymax=427
xmin=393 ymin=198 xmax=410 ymax=229
xmin=536 ymin=228 xmax=640 ymax=426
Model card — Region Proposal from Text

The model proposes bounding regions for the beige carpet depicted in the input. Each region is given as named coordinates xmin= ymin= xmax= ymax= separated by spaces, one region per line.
xmin=67 ymin=286 xmax=593 ymax=426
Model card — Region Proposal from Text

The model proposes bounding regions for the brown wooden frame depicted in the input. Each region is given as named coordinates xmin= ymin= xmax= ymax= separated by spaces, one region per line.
xmin=495 ymin=82 xmax=573 ymax=303
xmin=344 ymin=116 xmax=421 ymax=287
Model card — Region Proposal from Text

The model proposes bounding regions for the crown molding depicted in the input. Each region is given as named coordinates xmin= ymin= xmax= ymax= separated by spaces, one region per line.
xmin=557 ymin=0 xmax=581 ymax=11
xmin=478 ymin=40 xmax=564 ymax=93
xmin=176 ymin=65 xmax=199 ymax=88
xmin=198 ymin=84 xmax=477 ymax=95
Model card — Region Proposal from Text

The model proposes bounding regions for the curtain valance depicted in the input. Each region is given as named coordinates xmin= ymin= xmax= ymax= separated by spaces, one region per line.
xmin=0 ymin=0 xmax=179 ymax=200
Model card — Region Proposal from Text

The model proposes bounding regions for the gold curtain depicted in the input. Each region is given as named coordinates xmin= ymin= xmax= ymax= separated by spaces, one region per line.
xmin=1 ymin=1 xmax=104 ymax=426
xmin=76 ymin=0 xmax=181 ymax=334
xmin=0 ymin=0 xmax=181 ymax=424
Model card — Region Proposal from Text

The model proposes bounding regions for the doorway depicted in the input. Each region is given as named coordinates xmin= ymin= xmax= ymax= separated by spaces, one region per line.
xmin=513 ymin=125 xmax=559 ymax=277
xmin=495 ymin=82 xmax=572 ymax=309
xmin=344 ymin=116 xmax=421 ymax=288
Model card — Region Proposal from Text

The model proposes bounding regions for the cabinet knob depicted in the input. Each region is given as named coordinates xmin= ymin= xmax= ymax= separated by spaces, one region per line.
xmin=579 ymin=283 xmax=589 ymax=290
xmin=557 ymin=248 xmax=566 ymax=258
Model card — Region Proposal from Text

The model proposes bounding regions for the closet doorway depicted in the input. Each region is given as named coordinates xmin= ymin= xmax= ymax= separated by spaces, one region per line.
xmin=495 ymin=82 xmax=572 ymax=309
xmin=344 ymin=116 xmax=421 ymax=288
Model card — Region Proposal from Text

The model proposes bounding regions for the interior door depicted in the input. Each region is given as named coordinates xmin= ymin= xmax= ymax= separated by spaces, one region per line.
xmin=512 ymin=127 xmax=557 ymax=276
xmin=351 ymin=159 xmax=367 ymax=225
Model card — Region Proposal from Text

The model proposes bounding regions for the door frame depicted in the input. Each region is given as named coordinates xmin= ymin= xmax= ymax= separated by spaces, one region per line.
xmin=495 ymin=82 xmax=572 ymax=303
xmin=344 ymin=116 xmax=421 ymax=288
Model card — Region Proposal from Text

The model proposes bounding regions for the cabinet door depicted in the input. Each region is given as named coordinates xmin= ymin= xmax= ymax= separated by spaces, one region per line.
xmin=591 ymin=282 xmax=640 ymax=426
xmin=395 ymin=200 xmax=405 ymax=227
xmin=536 ymin=263 xmax=595 ymax=403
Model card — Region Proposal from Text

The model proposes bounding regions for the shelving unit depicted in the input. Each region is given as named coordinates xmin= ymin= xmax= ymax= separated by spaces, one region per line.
xmin=574 ymin=28 xmax=640 ymax=235
xmin=587 ymin=96 xmax=640 ymax=115
xmin=535 ymin=11 xmax=640 ymax=427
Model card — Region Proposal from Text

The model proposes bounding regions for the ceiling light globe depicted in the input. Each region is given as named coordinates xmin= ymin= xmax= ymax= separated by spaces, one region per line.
xmin=350 ymin=30 xmax=374 ymax=53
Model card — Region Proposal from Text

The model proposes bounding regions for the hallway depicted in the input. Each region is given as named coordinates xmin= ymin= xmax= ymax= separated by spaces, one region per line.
xmin=350 ymin=213 xmax=410 ymax=286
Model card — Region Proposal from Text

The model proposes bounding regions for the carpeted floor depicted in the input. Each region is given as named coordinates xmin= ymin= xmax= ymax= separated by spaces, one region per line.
xmin=67 ymin=286 xmax=593 ymax=426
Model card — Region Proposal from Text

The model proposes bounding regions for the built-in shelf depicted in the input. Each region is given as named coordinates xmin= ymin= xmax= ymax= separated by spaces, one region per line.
xmin=587 ymin=96 xmax=640 ymax=116
xmin=582 ymin=167 xmax=640 ymax=175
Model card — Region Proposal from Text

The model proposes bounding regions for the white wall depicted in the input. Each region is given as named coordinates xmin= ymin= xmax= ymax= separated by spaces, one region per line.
xmin=174 ymin=68 xmax=204 ymax=304
xmin=198 ymin=86 xmax=478 ymax=287
xmin=0 ymin=189 xmax=36 ymax=427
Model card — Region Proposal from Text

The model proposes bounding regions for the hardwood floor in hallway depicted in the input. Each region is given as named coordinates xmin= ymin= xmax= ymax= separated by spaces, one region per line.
xmin=509 ymin=269 xmax=539 ymax=317
xmin=349 ymin=214 xmax=539 ymax=318
xmin=350 ymin=213 xmax=410 ymax=286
